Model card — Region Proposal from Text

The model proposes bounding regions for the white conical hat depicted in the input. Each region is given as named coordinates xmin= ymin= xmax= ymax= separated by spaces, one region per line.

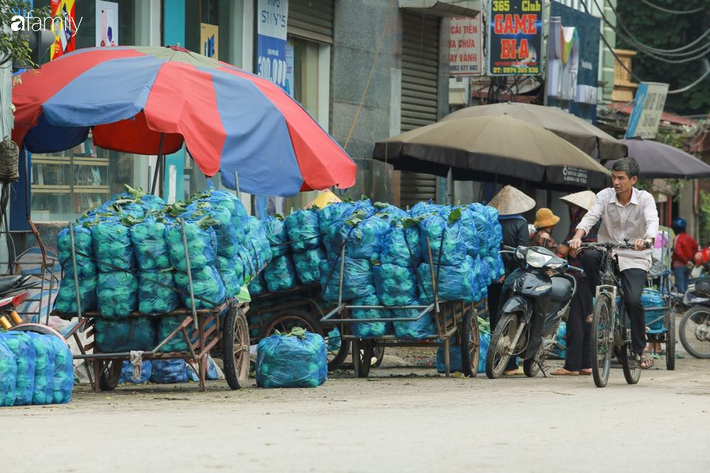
xmin=487 ymin=185 xmax=536 ymax=216
xmin=560 ymin=190 xmax=596 ymax=211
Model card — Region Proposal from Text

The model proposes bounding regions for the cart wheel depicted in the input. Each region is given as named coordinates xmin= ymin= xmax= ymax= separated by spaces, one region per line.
xmin=665 ymin=309 xmax=676 ymax=370
xmin=223 ymin=305 xmax=250 ymax=390
xmin=352 ymin=339 xmax=373 ymax=378
xmin=324 ymin=328 xmax=351 ymax=371
xmin=99 ymin=360 xmax=122 ymax=391
xmin=459 ymin=310 xmax=480 ymax=377
xmin=372 ymin=346 xmax=385 ymax=368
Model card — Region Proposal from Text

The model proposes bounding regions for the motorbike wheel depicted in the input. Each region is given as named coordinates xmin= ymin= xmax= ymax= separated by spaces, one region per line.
xmin=523 ymin=354 xmax=541 ymax=378
xmin=665 ymin=309 xmax=676 ymax=370
xmin=679 ymin=307 xmax=710 ymax=359
xmin=486 ymin=312 xmax=521 ymax=379
xmin=591 ymin=294 xmax=613 ymax=388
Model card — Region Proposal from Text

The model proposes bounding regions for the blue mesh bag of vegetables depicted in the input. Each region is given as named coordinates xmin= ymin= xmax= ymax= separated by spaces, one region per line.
xmin=194 ymin=189 xmax=248 ymax=242
xmin=373 ymin=263 xmax=420 ymax=307
xmin=285 ymin=208 xmax=321 ymax=252
xmin=138 ymin=193 xmax=165 ymax=213
xmin=319 ymin=201 xmax=358 ymax=236
xmin=321 ymin=257 xmax=375 ymax=302
xmin=0 ymin=332 xmax=36 ymax=405
xmin=0 ymin=340 xmax=17 ymax=406
xmin=256 ymin=327 xmax=327 ymax=388
xmin=549 ymin=322 xmax=567 ymax=359
xmin=238 ymin=245 xmax=256 ymax=280
xmin=380 ymin=220 xmax=421 ymax=268
xmin=246 ymin=217 xmax=274 ymax=269
xmin=184 ymin=202 xmax=239 ymax=258
xmin=120 ymin=360 xmax=152 ymax=384
xmin=459 ymin=207 xmax=481 ymax=258
xmin=328 ymin=213 xmax=390 ymax=261
xmin=485 ymin=206 xmax=503 ymax=246
xmin=57 ymin=224 xmax=95 ymax=277
xmin=436 ymin=343 xmax=463 ymax=373
xmin=98 ymin=271 xmax=139 ymax=317
xmin=45 ymin=336 xmax=73 ymax=404
xmin=264 ymin=255 xmax=297 ymax=292
xmin=292 ymin=247 xmax=327 ymax=285
xmin=91 ymin=218 xmax=135 ymax=272
xmin=175 ymin=265 xmax=226 ymax=309
xmin=94 ymin=318 xmax=157 ymax=352
xmin=26 ymin=332 xmax=55 ymax=405
xmin=248 ymin=271 xmax=266 ymax=296
xmin=326 ymin=327 xmax=342 ymax=352
xmin=130 ymin=216 xmax=171 ymax=271
xmin=409 ymin=200 xmax=442 ymax=218
xmin=157 ymin=315 xmax=189 ymax=353
xmin=467 ymin=203 xmax=491 ymax=257
xmin=350 ymin=294 xmax=392 ymax=338
xmin=139 ymin=270 xmax=180 ymax=315
xmin=56 ymin=275 xmax=97 ymax=314
xmin=418 ymin=257 xmax=476 ymax=303
xmin=151 ymin=359 xmax=189 ymax=384
xmin=418 ymin=212 xmax=466 ymax=266
xmin=165 ymin=219 xmax=217 ymax=272
xmin=393 ymin=307 xmax=437 ymax=341
xmin=263 ymin=215 xmax=288 ymax=257
xmin=216 ymin=256 xmax=245 ymax=297
xmin=374 ymin=202 xmax=407 ymax=219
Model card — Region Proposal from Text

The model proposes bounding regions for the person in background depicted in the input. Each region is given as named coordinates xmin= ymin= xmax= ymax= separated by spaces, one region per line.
xmin=552 ymin=191 xmax=598 ymax=376
xmin=530 ymin=208 xmax=561 ymax=252
xmin=487 ymin=185 xmax=536 ymax=376
xmin=671 ymin=217 xmax=698 ymax=294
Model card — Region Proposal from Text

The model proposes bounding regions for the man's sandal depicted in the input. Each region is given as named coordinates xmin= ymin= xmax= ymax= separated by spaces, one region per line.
xmin=551 ymin=368 xmax=579 ymax=376
xmin=639 ymin=353 xmax=655 ymax=370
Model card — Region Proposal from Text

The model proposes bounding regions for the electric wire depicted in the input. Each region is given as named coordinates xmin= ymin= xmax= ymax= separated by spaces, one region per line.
xmin=638 ymin=0 xmax=706 ymax=16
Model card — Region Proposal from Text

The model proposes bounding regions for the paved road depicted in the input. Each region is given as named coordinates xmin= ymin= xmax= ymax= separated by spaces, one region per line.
xmin=3 ymin=355 xmax=709 ymax=473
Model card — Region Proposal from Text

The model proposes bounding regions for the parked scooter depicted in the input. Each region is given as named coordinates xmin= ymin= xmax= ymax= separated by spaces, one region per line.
xmin=0 ymin=274 xmax=39 ymax=329
xmin=486 ymin=245 xmax=580 ymax=379
xmin=679 ymin=277 xmax=710 ymax=359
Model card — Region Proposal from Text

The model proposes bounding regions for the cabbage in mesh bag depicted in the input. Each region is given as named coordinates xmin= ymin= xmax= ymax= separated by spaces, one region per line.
xmin=292 ymin=247 xmax=326 ymax=285
xmin=256 ymin=328 xmax=327 ymax=388
xmin=184 ymin=202 xmax=239 ymax=258
xmin=56 ymin=275 xmax=97 ymax=314
xmin=418 ymin=256 xmax=477 ymax=303
xmin=409 ymin=200 xmax=442 ymax=218
xmin=151 ymin=359 xmax=189 ymax=384
xmin=263 ymin=215 xmax=288 ymax=257
xmin=216 ymin=255 xmax=245 ymax=297
xmin=165 ymin=219 xmax=217 ymax=271
xmin=157 ymin=315 xmax=190 ymax=353
xmin=248 ymin=271 xmax=266 ymax=296
xmin=392 ymin=307 xmax=437 ymax=341
xmin=380 ymin=221 xmax=421 ymax=268
xmin=263 ymin=255 xmax=297 ymax=292
xmin=485 ymin=206 xmax=503 ymax=248
xmin=94 ymin=318 xmax=157 ymax=353
xmin=175 ymin=265 xmax=226 ymax=309
xmin=139 ymin=270 xmax=180 ymax=315
xmin=193 ymin=189 xmax=248 ymax=244
xmin=319 ymin=201 xmax=358 ymax=236
xmin=57 ymin=225 xmax=95 ymax=277
xmin=138 ymin=194 xmax=165 ymax=213
xmin=91 ymin=219 xmax=135 ymax=272
xmin=373 ymin=263 xmax=420 ymax=307
xmin=0 ymin=340 xmax=17 ymax=406
xmin=285 ymin=209 xmax=321 ymax=252
xmin=467 ymin=203 xmax=491 ymax=257
xmin=246 ymin=217 xmax=274 ymax=270
xmin=45 ymin=336 xmax=73 ymax=404
xmin=374 ymin=202 xmax=407 ymax=219
xmin=0 ymin=332 xmax=36 ymax=405
xmin=350 ymin=294 xmax=392 ymax=338
xmin=321 ymin=257 xmax=375 ymax=302
xmin=418 ymin=213 xmax=466 ymax=266
xmin=120 ymin=360 xmax=152 ymax=384
xmin=98 ymin=271 xmax=139 ymax=317
xmin=130 ymin=216 xmax=171 ymax=271
xmin=459 ymin=207 xmax=481 ymax=258
xmin=238 ymin=245 xmax=256 ymax=280
xmin=26 ymin=332 xmax=55 ymax=405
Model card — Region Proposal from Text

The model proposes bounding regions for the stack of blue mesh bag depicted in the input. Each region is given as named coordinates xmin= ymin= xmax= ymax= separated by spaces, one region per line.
xmin=0 ymin=331 xmax=74 ymax=407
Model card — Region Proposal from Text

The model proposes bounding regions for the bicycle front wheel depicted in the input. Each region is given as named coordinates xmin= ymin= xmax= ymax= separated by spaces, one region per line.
xmin=591 ymin=293 xmax=613 ymax=388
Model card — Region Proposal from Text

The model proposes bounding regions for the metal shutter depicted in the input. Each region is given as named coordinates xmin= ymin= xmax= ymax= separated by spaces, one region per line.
xmin=400 ymin=11 xmax=440 ymax=207
xmin=288 ymin=0 xmax=334 ymax=44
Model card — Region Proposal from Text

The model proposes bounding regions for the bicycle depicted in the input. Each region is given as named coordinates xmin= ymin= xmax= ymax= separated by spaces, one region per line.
xmin=579 ymin=240 xmax=651 ymax=388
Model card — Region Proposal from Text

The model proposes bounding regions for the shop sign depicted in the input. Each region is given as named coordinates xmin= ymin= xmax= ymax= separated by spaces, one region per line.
xmin=257 ymin=0 xmax=289 ymax=91
xmin=449 ymin=15 xmax=482 ymax=76
xmin=201 ymin=24 xmax=219 ymax=58
xmin=49 ymin=0 xmax=78 ymax=60
xmin=562 ymin=166 xmax=588 ymax=185
xmin=96 ymin=1 xmax=118 ymax=47
xmin=487 ymin=0 xmax=543 ymax=76
xmin=626 ymin=82 xmax=669 ymax=139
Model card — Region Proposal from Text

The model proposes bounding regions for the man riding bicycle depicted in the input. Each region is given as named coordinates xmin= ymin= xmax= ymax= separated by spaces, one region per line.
xmin=569 ymin=158 xmax=659 ymax=370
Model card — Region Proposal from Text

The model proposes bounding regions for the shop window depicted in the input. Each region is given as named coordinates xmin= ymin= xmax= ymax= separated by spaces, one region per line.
xmin=287 ymin=36 xmax=329 ymax=127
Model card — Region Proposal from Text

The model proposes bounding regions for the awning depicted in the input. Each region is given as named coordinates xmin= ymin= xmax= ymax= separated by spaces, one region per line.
xmin=398 ymin=0 xmax=482 ymax=17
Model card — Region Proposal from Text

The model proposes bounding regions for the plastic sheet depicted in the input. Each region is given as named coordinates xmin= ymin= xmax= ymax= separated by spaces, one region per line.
xmin=94 ymin=318 xmax=157 ymax=353
xmin=380 ymin=221 xmax=422 ymax=268
xmin=120 ymin=360 xmax=152 ymax=384
xmin=642 ymin=288 xmax=666 ymax=333
xmin=256 ymin=329 xmax=327 ymax=388
xmin=350 ymin=294 xmax=392 ymax=338
xmin=130 ymin=217 xmax=171 ymax=271
xmin=151 ymin=359 xmax=189 ymax=384
xmin=321 ymin=257 xmax=375 ymax=302
xmin=27 ymin=332 xmax=55 ymax=405
xmin=263 ymin=216 xmax=288 ymax=257
xmin=216 ymin=256 xmax=245 ymax=297
xmin=175 ymin=266 xmax=227 ymax=309
xmin=157 ymin=315 xmax=189 ymax=353
xmin=0 ymin=340 xmax=17 ymax=406
xmin=57 ymin=224 xmax=95 ymax=277
xmin=285 ymin=209 xmax=321 ymax=252
xmin=392 ymin=307 xmax=437 ymax=341
xmin=418 ymin=214 xmax=466 ymax=266
xmin=0 ymin=332 xmax=36 ymax=405
xmin=263 ymin=255 xmax=297 ymax=292
xmin=138 ymin=271 xmax=180 ymax=315
xmin=91 ymin=219 xmax=135 ymax=272
xmin=165 ymin=221 xmax=217 ymax=272
xmin=418 ymin=256 xmax=477 ymax=303
xmin=56 ymin=274 xmax=97 ymax=314
xmin=373 ymin=263 xmax=420 ymax=307
xmin=98 ymin=272 xmax=139 ymax=317
xmin=292 ymin=247 xmax=327 ymax=285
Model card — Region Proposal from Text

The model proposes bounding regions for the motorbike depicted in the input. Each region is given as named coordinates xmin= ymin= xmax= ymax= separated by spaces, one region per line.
xmin=485 ymin=245 xmax=580 ymax=379
xmin=0 ymin=274 xmax=38 ymax=329
xmin=679 ymin=277 xmax=710 ymax=359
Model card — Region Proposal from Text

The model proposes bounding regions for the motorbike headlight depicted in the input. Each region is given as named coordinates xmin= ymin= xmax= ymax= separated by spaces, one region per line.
xmin=526 ymin=250 xmax=553 ymax=268
xmin=533 ymin=283 xmax=552 ymax=294
xmin=547 ymin=262 xmax=565 ymax=270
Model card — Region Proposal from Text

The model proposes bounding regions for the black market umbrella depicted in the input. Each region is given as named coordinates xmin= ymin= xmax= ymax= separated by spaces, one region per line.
xmin=442 ymin=102 xmax=627 ymax=160
xmin=373 ymin=115 xmax=611 ymax=190
xmin=605 ymin=139 xmax=710 ymax=179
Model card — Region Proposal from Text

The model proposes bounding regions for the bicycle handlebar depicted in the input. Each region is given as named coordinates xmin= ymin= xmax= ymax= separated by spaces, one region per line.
xmin=578 ymin=241 xmax=651 ymax=251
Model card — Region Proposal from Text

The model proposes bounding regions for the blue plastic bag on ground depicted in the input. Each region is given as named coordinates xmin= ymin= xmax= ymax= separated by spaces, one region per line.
xmin=91 ymin=219 xmax=135 ymax=272
xmin=175 ymin=265 xmax=226 ymax=309
xmin=286 ymin=209 xmax=322 ymax=252
xmin=94 ymin=318 xmax=157 ymax=353
xmin=157 ymin=315 xmax=189 ymax=353
xmin=56 ymin=275 xmax=97 ymax=314
xmin=292 ymin=247 xmax=327 ymax=285
xmin=418 ymin=256 xmax=477 ymax=303
xmin=321 ymin=257 xmax=375 ymax=302
xmin=151 ymin=359 xmax=189 ymax=384
xmin=549 ymin=322 xmax=567 ymax=360
xmin=130 ymin=217 xmax=171 ymax=271
xmin=380 ymin=221 xmax=421 ymax=268
xmin=392 ymin=307 xmax=437 ymax=341
xmin=139 ymin=270 xmax=180 ymax=315
xmin=256 ymin=328 xmax=327 ymax=388
xmin=27 ymin=332 xmax=55 ymax=405
xmin=45 ymin=336 xmax=73 ymax=404
xmin=350 ymin=294 xmax=392 ymax=338
xmin=57 ymin=225 xmax=95 ymax=277
xmin=264 ymin=255 xmax=297 ymax=292
xmin=0 ymin=340 xmax=17 ymax=406
xmin=263 ymin=216 xmax=288 ymax=257
xmin=98 ymin=272 xmax=139 ymax=317
xmin=0 ymin=332 xmax=36 ymax=405
xmin=120 ymin=360 xmax=152 ymax=384
xmin=418 ymin=214 xmax=466 ymax=266
xmin=373 ymin=263 xmax=420 ymax=307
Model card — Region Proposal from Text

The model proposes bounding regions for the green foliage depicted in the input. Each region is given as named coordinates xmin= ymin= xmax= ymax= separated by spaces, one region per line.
xmin=0 ymin=1 xmax=51 ymax=69
xmin=700 ymin=190 xmax=710 ymax=246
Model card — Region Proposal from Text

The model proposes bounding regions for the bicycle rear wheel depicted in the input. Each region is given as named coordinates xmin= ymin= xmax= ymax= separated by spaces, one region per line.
xmin=621 ymin=321 xmax=641 ymax=384
xmin=591 ymin=294 xmax=613 ymax=388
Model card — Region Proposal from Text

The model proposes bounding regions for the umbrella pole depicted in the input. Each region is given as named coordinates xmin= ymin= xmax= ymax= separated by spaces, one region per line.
xmin=151 ymin=133 xmax=166 ymax=196
xmin=233 ymin=171 xmax=241 ymax=195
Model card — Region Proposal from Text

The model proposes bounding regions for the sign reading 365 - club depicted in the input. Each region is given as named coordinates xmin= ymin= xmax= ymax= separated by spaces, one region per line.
xmin=257 ymin=0 xmax=288 ymax=90
xmin=488 ymin=0 xmax=544 ymax=76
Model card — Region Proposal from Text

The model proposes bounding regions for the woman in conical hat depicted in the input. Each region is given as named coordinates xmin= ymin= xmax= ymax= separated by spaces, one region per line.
xmin=487 ymin=185 xmax=536 ymax=376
